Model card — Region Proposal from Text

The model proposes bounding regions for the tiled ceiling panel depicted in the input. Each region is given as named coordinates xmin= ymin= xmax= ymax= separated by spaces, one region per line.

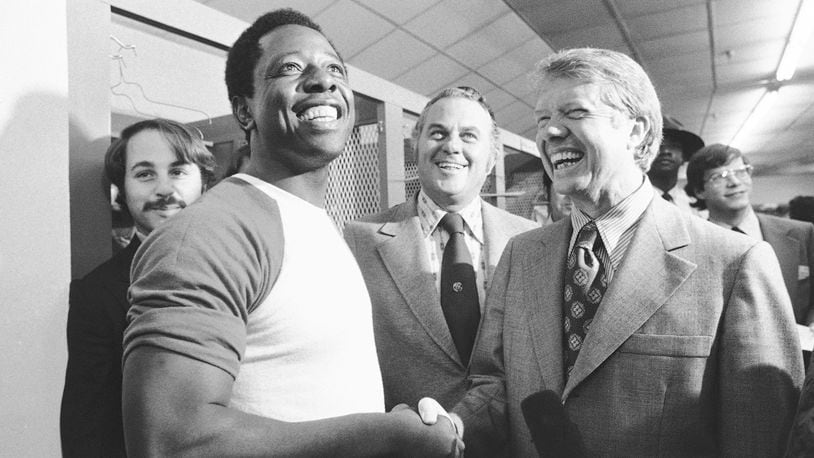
xmin=712 ymin=0 xmax=799 ymax=26
xmin=637 ymin=30 xmax=708 ymax=62
xmin=502 ymin=72 xmax=537 ymax=101
xmin=394 ymin=54 xmax=469 ymax=95
xmin=547 ymin=23 xmax=627 ymax=52
xmin=403 ymin=0 xmax=506 ymax=49
xmin=625 ymin=3 xmax=707 ymax=42
xmin=481 ymin=87 xmax=518 ymax=112
xmin=445 ymin=13 xmax=535 ymax=69
xmin=317 ymin=0 xmax=395 ymax=57
xmin=448 ymin=72 xmax=499 ymax=97
xmin=614 ymin=0 xmax=706 ymax=18
xmin=350 ymin=29 xmax=436 ymax=80
xmin=495 ymin=100 xmax=533 ymax=125
xmin=356 ymin=0 xmax=443 ymax=25
xmin=198 ymin=0 xmax=337 ymax=22
xmin=508 ymin=0 xmax=613 ymax=35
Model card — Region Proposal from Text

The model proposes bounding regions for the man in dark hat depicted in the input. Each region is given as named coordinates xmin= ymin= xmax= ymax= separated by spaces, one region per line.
xmin=648 ymin=115 xmax=705 ymax=215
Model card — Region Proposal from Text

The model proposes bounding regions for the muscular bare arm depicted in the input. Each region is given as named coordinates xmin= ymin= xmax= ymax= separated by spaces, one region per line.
xmin=123 ymin=346 xmax=462 ymax=457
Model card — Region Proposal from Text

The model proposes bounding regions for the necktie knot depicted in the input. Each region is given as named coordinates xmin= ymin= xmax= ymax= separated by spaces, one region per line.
xmin=441 ymin=212 xmax=465 ymax=235
xmin=575 ymin=221 xmax=599 ymax=251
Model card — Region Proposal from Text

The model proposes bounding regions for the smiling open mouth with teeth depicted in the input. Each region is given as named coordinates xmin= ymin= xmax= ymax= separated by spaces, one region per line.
xmin=437 ymin=161 xmax=466 ymax=170
xmin=298 ymin=105 xmax=338 ymax=121
xmin=550 ymin=150 xmax=584 ymax=170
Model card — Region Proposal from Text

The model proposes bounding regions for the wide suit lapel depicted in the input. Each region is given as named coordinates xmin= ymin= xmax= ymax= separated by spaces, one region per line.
xmin=481 ymin=202 xmax=522 ymax=279
xmin=758 ymin=214 xmax=798 ymax=297
xmin=375 ymin=199 xmax=463 ymax=365
xmin=526 ymin=220 xmax=571 ymax=395
xmin=563 ymin=198 xmax=697 ymax=399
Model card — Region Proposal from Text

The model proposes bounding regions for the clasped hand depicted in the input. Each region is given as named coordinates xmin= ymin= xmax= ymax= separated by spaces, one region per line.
xmin=389 ymin=397 xmax=464 ymax=457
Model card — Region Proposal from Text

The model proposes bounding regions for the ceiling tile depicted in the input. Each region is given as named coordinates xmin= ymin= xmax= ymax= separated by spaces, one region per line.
xmin=548 ymin=23 xmax=626 ymax=51
xmin=354 ymin=0 xmax=443 ymax=25
xmin=637 ymin=30 xmax=708 ymax=62
xmin=350 ymin=29 xmax=436 ymax=80
xmin=316 ymin=0 xmax=395 ymax=57
xmin=714 ymin=17 xmax=789 ymax=52
xmin=476 ymin=38 xmax=553 ymax=86
xmin=482 ymin=87 xmax=518 ymax=112
xmin=712 ymin=0 xmax=799 ymax=26
xmin=716 ymin=58 xmax=776 ymax=86
xmin=504 ymin=115 xmax=537 ymax=140
xmin=501 ymin=73 xmax=536 ymax=101
xmin=648 ymin=51 xmax=710 ymax=76
xmin=447 ymin=72 xmax=497 ymax=95
xmin=505 ymin=0 xmax=613 ymax=35
xmin=626 ymin=3 xmax=707 ymax=41
xmin=495 ymin=101 xmax=533 ymax=126
xmin=393 ymin=54 xmax=469 ymax=96
xmin=615 ymin=0 xmax=706 ymax=18
xmin=403 ymin=0 xmax=507 ymax=49
xmin=445 ymin=13 xmax=534 ymax=70
xmin=200 ymin=0 xmax=337 ymax=22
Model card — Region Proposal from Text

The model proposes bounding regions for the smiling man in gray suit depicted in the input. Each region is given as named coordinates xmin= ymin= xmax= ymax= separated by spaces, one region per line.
xmin=454 ymin=48 xmax=804 ymax=457
xmin=344 ymin=86 xmax=536 ymax=411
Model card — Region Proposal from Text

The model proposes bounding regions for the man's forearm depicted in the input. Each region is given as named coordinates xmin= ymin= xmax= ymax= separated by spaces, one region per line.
xmin=122 ymin=348 xmax=461 ymax=457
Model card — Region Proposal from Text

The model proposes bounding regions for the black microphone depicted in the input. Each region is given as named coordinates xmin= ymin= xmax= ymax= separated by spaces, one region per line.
xmin=521 ymin=390 xmax=586 ymax=457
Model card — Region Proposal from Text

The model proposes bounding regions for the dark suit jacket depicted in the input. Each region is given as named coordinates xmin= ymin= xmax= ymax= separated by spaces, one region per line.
xmin=60 ymin=238 xmax=139 ymax=458
xmin=758 ymin=213 xmax=814 ymax=325
xmin=344 ymin=198 xmax=536 ymax=410
xmin=455 ymin=197 xmax=804 ymax=457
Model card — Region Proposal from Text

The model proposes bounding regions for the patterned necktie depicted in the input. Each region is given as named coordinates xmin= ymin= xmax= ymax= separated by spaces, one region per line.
xmin=563 ymin=221 xmax=608 ymax=378
xmin=661 ymin=191 xmax=674 ymax=203
xmin=439 ymin=212 xmax=480 ymax=364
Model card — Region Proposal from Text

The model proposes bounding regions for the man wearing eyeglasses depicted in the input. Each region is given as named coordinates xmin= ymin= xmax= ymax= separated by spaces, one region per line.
xmin=344 ymin=87 xmax=536 ymax=414
xmin=686 ymin=143 xmax=814 ymax=328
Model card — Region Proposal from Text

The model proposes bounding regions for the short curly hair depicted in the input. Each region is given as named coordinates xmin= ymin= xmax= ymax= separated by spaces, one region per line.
xmin=105 ymin=118 xmax=217 ymax=210
xmin=225 ymin=8 xmax=343 ymax=103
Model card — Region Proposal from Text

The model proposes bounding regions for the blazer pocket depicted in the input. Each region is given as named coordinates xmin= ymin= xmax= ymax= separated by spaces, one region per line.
xmin=619 ymin=333 xmax=713 ymax=357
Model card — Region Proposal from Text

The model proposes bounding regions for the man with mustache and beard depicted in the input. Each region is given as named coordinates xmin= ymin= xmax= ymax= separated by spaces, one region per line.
xmin=120 ymin=9 xmax=462 ymax=458
xmin=60 ymin=118 xmax=216 ymax=457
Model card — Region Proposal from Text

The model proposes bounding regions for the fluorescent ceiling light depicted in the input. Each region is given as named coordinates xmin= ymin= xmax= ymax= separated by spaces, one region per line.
xmin=730 ymin=88 xmax=779 ymax=150
xmin=776 ymin=0 xmax=814 ymax=81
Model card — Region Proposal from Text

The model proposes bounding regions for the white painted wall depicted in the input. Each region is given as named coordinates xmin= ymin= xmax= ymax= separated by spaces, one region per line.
xmin=0 ymin=1 xmax=72 ymax=455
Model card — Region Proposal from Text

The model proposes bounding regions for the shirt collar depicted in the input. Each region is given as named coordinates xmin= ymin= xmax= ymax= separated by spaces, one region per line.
xmin=569 ymin=174 xmax=653 ymax=254
xmin=134 ymin=229 xmax=149 ymax=242
xmin=709 ymin=207 xmax=762 ymax=240
xmin=417 ymin=189 xmax=484 ymax=243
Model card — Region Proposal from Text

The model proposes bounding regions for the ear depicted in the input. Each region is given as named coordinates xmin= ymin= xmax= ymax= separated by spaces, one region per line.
xmin=627 ymin=115 xmax=648 ymax=151
xmin=694 ymin=184 xmax=709 ymax=201
xmin=231 ymin=96 xmax=256 ymax=132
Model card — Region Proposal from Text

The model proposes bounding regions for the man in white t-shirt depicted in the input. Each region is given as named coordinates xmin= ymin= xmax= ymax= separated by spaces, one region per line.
xmin=122 ymin=9 xmax=462 ymax=457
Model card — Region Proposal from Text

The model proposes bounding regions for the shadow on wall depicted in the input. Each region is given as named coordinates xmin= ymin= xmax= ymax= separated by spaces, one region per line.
xmin=0 ymin=90 xmax=73 ymax=456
